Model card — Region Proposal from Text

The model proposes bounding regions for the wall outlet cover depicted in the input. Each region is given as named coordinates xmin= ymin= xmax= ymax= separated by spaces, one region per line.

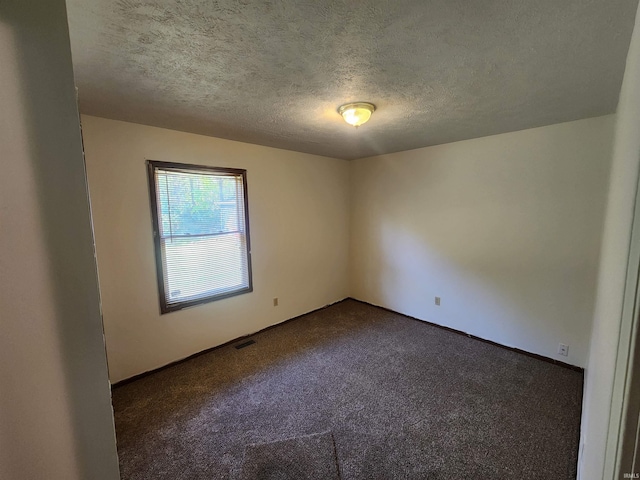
xmin=435 ymin=297 xmax=441 ymax=306
xmin=558 ymin=343 xmax=569 ymax=356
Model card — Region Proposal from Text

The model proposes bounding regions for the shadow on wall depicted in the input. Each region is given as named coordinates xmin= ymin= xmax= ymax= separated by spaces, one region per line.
xmin=1 ymin=2 xmax=119 ymax=478
xmin=373 ymin=225 xmax=591 ymax=353
xmin=351 ymin=129 xmax=609 ymax=367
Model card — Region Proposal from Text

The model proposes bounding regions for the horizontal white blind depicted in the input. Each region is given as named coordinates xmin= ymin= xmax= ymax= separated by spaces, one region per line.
xmin=153 ymin=166 xmax=250 ymax=308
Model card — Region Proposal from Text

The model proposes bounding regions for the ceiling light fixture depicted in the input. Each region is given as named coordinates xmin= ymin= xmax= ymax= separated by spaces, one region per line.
xmin=338 ymin=102 xmax=376 ymax=127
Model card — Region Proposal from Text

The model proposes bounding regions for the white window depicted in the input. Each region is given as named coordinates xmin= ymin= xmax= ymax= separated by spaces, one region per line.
xmin=147 ymin=161 xmax=252 ymax=313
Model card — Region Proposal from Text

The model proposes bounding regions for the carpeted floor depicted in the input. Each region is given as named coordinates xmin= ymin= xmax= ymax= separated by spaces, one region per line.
xmin=112 ymin=299 xmax=583 ymax=480
xmin=240 ymin=431 xmax=340 ymax=480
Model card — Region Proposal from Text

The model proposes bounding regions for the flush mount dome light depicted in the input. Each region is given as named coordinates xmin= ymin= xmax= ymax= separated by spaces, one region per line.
xmin=338 ymin=102 xmax=376 ymax=127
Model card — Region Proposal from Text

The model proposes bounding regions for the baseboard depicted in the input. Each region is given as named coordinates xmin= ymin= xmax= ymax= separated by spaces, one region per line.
xmin=347 ymin=297 xmax=584 ymax=373
xmin=113 ymin=295 xmax=582 ymax=388
xmin=111 ymin=297 xmax=350 ymax=388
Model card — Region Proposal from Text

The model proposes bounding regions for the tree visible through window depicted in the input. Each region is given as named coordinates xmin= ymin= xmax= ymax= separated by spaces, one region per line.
xmin=147 ymin=160 xmax=252 ymax=313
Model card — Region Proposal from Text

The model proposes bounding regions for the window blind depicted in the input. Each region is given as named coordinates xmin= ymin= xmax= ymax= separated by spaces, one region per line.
xmin=147 ymin=161 xmax=252 ymax=313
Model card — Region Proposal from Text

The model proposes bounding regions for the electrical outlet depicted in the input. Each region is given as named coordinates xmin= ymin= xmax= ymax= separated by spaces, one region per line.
xmin=558 ymin=343 xmax=569 ymax=356
xmin=435 ymin=297 xmax=441 ymax=306
xmin=273 ymin=297 xmax=278 ymax=307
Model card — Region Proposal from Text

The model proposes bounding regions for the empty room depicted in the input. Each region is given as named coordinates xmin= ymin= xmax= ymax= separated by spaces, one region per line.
xmin=3 ymin=0 xmax=640 ymax=479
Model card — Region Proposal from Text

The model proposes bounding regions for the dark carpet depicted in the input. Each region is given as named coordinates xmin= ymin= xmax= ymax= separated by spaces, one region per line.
xmin=240 ymin=431 xmax=339 ymax=480
xmin=112 ymin=299 xmax=583 ymax=480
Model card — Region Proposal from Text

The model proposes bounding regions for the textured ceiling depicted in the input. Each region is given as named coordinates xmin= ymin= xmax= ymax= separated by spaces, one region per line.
xmin=66 ymin=0 xmax=638 ymax=160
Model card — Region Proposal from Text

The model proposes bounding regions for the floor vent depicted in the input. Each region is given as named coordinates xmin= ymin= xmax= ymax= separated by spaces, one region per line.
xmin=235 ymin=339 xmax=256 ymax=349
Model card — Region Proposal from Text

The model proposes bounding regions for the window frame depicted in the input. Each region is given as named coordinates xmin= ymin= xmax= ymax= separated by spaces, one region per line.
xmin=146 ymin=160 xmax=253 ymax=314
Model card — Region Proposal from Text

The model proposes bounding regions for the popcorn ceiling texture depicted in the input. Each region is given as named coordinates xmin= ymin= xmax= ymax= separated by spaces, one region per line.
xmin=67 ymin=0 xmax=638 ymax=160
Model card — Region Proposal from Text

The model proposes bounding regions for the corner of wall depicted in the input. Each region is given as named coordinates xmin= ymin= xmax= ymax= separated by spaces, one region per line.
xmin=578 ymin=2 xmax=640 ymax=477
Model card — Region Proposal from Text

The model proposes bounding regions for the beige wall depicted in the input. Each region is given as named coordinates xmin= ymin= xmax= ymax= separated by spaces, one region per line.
xmin=0 ymin=1 xmax=119 ymax=479
xmin=82 ymin=115 xmax=350 ymax=382
xmin=349 ymin=116 xmax=614 ymax=368
xmin=85 ymin=113 xmax=615 ymax=380
xmin=580 ymin=3 xmax=640 ymax=478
